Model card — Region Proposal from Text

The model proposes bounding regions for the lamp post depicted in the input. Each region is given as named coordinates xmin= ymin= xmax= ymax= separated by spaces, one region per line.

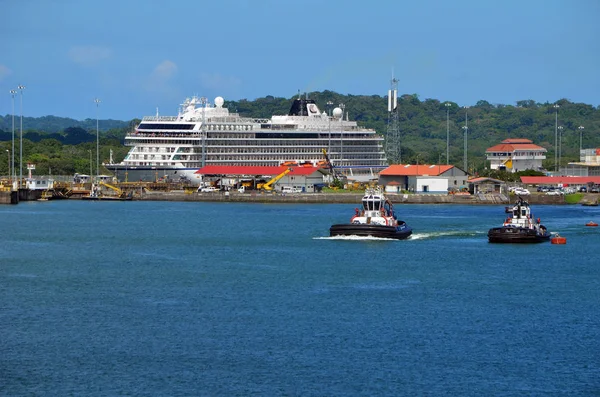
xmin=578 ymin=125 xmax=584 ymax=153
xmin=201 ymin=97 xmax=207 ymax=167
xmin=10 ymin=89 xmax=16 ymax=181
xmin=88 ymin=149 xmax=92 ymax=177
xmin=339 ymin=103 xmax=345 ymax=168
xmin=558 ymin=126 xmax=563 ymax=172
xmin=463 ymin=106 xmax=469 ymax=173
xmin=94 ymin=98 xmax=101 ymax=182
xmin=18 ymin=84 xmax=25 ymax=187
xmin=326 ymin=101 xmax=333 ymax=152
xmin=445 ymin=102 xmax=451 ymax=164
xmin=5 ymin=150 xmax=9 ymax=181
xmin=553 ymin=104 xmax=559 ymax=172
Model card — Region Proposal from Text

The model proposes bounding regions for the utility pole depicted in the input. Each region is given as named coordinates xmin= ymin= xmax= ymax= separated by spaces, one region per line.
xmin=553 ymin=104 xmax=559 ymax=172
xmin=94 ymin=98 xmax=101 ymax=182
xmin=445 ymin=102 xmax=451 ymax=164
xmin=18 ymin=84 xmax=25 ymax=187
xmin=10 ymin=89 xmax=17 ymax=181
xmin=463 ymin=106 xmax=469 ymax=173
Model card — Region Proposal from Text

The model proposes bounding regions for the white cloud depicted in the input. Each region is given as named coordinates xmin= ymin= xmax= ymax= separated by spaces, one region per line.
xmin=0 ymin=64 xmax=12 ymax=81
xmin=151 ymin=60 xmax=178 ymax=82
xmin=68 ymin=45 xmax=112 ymax=65
xmin=139 ymin=60 xmax=179 ymax=99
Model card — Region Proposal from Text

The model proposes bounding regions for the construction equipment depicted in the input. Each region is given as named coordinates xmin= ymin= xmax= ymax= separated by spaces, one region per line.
xmin=321 ymin=148 xmax=345 ymax=189
xmin=99 ymin=181 xmax=130 ymax=198
xmin=261 ymin=168 xmax=292 ymax=191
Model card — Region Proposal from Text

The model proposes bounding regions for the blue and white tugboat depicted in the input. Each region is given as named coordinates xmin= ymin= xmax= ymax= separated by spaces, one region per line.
xmin=488 ymin=197 xmax=551 ymax=243
xmin=329 ymin=187 xmax=412 ymax=239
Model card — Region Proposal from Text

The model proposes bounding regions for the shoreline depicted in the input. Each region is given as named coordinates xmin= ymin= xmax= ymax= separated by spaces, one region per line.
xmin=135 ymin=191 xmax=567 ymax=205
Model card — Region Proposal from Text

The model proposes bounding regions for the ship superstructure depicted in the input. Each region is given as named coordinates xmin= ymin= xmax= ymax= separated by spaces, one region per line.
xmin=106 ymin=94 xmax=388 ymax=184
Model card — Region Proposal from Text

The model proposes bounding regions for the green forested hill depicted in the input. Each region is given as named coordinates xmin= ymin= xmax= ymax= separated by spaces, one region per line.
xmin=0 ymin=115 xmax=128 ymax=135
xmin=0 ymin=91 xmax=598 ymax=177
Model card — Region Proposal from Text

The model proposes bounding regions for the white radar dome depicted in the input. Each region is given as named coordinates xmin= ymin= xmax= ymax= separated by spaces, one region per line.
xmin=332 ymin=107 xmax=343 ymax=118
xmin=214 ymin=96 xmax=224 ymax=107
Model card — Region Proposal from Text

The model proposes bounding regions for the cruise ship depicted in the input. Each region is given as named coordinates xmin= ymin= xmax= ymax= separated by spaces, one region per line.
xmin=105 ymin=94 xmax=388 ymax=184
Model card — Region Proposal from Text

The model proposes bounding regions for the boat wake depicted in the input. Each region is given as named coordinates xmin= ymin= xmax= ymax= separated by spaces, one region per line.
xmin=410 ymin=230 xmax=484 ymax=240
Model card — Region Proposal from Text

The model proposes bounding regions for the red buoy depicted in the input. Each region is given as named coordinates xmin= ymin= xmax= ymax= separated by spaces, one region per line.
xmin=585 ymin=221 xmax=598 ymax=227
xmin=551 ymin=234 xmax=567 ymax=244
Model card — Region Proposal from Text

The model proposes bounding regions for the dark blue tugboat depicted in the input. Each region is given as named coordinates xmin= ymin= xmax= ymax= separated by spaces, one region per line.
xmin=330 ymin=188 xmax=412 ymax=240
xmin=488 ymin=197 xmax=551 ymax=243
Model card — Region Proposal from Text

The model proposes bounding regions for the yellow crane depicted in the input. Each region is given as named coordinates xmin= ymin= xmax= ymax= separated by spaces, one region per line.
xmin=261 ymin=168 xmax=293 ymax=191
xmin=99 ymin=181 xmax=129 ymax=198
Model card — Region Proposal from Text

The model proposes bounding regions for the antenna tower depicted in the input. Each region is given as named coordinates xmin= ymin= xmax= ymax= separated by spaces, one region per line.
xmin=386 ymin=76 xmax=400 ymax=164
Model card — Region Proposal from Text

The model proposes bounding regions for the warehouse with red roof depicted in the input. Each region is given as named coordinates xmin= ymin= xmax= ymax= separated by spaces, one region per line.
xmin=378 ymin=164 xmax=468 ymax=193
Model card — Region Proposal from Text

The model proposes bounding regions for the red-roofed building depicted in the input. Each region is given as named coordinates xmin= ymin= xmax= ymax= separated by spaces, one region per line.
xmin=485 ymin=138 xmax=547 ymax=173
xmin=194 ymin=165 xmax=327 ymax=192
xmin=378 ymin=164 xmax=468 ymax=193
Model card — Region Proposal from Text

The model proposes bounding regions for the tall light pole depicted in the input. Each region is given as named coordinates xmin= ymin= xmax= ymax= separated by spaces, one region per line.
xmin=445 ymin=102 xmax=451 ymax=164
xmin=88 ymin=149 xmax=92 ymax=177
xmin=18 ymin=84 xmax=25 ymax=187
xmin=5 ymin=150 xmax=9 ymax=181
xmin=326 ymin=101 xmax=333 ymax=152
xmin=558 ymin=125 xmax=563 ymax=172
xmin=578 ymin=125 xmax=584 ymax=153
xmin=463 ymin=106 xmax=469 ymax=173
xmin=201 ymin=96 xmax=207 ymax=168
xmin=94 ymin=98 xmax=101 ymax=182
xmin=339 ymin=103 xmax=345 ymax=167
xmin=10 ymin=89 xmax=17 ymax=181
xmin=553 ymin=104 xmax=559 ymax=172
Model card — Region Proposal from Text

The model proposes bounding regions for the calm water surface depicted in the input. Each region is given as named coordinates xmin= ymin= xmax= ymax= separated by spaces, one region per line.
xmin=1 ymin=200 xmax=599 ymax=396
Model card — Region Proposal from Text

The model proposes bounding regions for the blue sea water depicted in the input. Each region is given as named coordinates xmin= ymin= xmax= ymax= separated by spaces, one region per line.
xmin=1 ymin=200 xmax=599 ymax=396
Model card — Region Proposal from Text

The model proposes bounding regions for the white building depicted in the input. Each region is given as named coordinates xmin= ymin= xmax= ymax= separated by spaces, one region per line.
xmin=378 ymin=164 xmax=468 ymax=193
xmin=485 ymin=138 xmax=546 ymax=173
xmin=562 ymin=148 xmax=600 ymax=176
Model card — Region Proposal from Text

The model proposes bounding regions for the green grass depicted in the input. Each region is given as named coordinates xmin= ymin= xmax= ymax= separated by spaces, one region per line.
xmin=564 ymin=193 xmax=583 ymax=204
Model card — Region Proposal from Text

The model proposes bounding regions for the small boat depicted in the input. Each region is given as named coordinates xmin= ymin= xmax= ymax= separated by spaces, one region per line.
xmin=585 ymin=221 xmax=598 ymax=227
xmin=488 ymin=197 xmax=551 ymax=243
xmin=329 ymin=187 xmax=412 ymax=239
xmin=551 ymin=234 xmax=567 ymax=244
xmin=581 ymin=201 xmax=598 ymax=207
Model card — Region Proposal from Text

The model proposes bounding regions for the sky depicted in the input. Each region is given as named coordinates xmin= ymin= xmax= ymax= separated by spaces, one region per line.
xmin=1 ymin=0 xmax=599 ymax=121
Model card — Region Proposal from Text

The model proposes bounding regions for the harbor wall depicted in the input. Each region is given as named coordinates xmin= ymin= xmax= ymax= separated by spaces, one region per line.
xmin=0 ymin=191 xmax=19 ymax=204
xmin=137 ymin=191 xmax=566 ymax=205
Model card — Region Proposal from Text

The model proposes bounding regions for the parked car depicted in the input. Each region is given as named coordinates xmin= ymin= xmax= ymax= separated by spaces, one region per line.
xmin=546 ymin=190 xmax=563 ymax=196
xmin=591 ymin=186 xmax=600 ymax=193
xmin=514 ymin=188 xmax=530 ymax=196
xmin=199 ymin=186 xmax=218 ymax=193
xmin=579 ymin=186 xmax=587 ymax=193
